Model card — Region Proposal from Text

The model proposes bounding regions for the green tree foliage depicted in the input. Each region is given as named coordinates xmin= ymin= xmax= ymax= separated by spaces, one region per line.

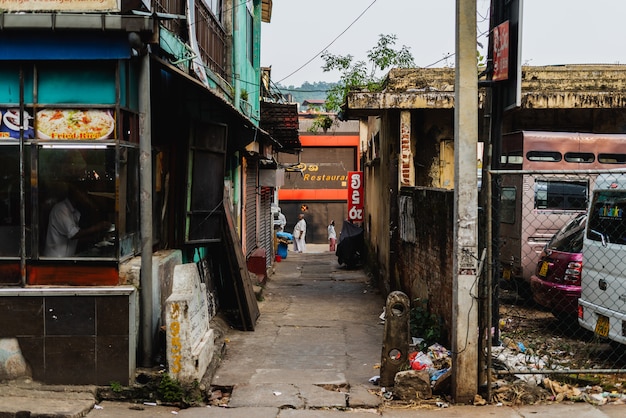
xmin=321 ymin=33 xmax=415 ymax=114
xmin=304 ymin=34 xmax=414 ymax=132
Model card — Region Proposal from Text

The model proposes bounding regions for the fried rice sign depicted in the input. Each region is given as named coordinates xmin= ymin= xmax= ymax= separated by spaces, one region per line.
xmin=347 ymin=171 xmax=364 ymax=222
xmin=36 ymin=109 xmax=115 ymax=140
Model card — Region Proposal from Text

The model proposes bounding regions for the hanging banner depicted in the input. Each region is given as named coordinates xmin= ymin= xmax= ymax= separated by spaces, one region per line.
xmin=347 ymin=171 xmax=364 ymax=222
xmin=493 ymin=20 xmax=510 ymax=81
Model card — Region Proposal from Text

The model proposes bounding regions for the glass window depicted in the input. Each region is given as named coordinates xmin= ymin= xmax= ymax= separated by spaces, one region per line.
xmin=38 ymin=145 xmax=116 ymax=259
xmin=598 ymin=153 xmax=626 ymax=164
xmin=0 ymin=144 xmax=26 ymax=257
xmin=547 ymin=214 xmax=586 ymax=253
xmin=119 ymin=146 xmax=140 ymax=259
xmin=247 ymin=7 xmax=254 ymax=64
xmin=527 ymin=151 xmax=562 ymax=162
xmin=534 ymin=180 xmax=588 ymax=210
xmin=500 ymin=187 xmax=516 ymax=224
xmin=564 ymin=152 xmax=594 ymax=163
xmin=587 ymin=191 xmax=626 ymax=245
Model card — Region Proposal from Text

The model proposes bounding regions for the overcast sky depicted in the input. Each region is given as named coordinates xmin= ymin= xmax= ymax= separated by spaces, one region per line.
xmin=261 ymin=0 xmax=626 ymax=87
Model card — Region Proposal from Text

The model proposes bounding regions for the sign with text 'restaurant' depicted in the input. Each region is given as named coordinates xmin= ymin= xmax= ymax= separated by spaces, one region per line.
xmin=347 ymin=171 xmax=364 ymax=222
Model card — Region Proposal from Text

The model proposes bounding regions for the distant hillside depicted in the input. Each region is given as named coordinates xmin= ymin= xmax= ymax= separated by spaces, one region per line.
xmin=275 ymin=81 xmax=337 ymax=106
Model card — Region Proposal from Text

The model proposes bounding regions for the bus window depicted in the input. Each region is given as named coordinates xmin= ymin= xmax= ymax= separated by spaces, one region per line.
xmin=564 ymin=152 xmax=594 ymax=163
xmin=527 ymin=151 xmax=562 ymax=162
xmin=598 ymin=153 xmax=626 ymax=164
xmin=500 ymin=187 xmax=516 ymax=224
xmin=535 ymin=180 xmax=588 ymax=210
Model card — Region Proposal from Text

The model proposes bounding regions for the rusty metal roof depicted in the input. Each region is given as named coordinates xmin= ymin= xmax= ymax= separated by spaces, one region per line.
xmin=262 ymin=0 xmax=273 ymax=22
xmin=260 ymin=101 xmax=301 ymax=152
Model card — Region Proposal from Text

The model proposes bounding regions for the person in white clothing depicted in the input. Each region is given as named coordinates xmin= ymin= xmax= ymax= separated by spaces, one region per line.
xmin=327 ymin=220 xmax=337 ymax=252
xmin=44 ymin=184 xmax=111 ymax=257
xmin=292 ymin=213 xmax=307 ymax=253
xmin=277 ymin=207 xmax=286 ymax=232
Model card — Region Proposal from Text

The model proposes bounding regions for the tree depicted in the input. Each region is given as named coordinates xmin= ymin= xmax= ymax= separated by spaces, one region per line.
xmin=309 ymin=34 xmax=415 ymax=132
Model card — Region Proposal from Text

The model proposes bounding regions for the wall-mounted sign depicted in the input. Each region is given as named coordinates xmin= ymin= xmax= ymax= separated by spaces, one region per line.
xmin=0 ymin=0 xmax=119 ymax=12
xmin=0 ymin=109 xmax=35 ymax=139
xmin=493 ymin=20 xmax=510 ymax=82
xmin=36 ymin=109 xmax=115 ymax=140
xmin=347 ymin=171 xmax=364 ymax=222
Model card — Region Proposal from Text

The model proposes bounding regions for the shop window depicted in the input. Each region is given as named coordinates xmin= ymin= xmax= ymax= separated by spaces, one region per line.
xmin=119 ymin=146 xmax=140 ymax=259
xmin=38 ymin=145 xmax=116 ymax=259
xmin=0 ymin=144 xmax=27 ymax=257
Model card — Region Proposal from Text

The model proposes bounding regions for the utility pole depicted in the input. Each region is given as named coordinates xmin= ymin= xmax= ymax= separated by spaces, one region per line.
xmin=452 ymin=0 xmax=479 ymax=402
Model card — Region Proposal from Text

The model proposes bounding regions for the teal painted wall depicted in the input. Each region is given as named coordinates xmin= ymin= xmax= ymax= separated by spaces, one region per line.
xmin=232 ymin=0 xmax=261 ymax=125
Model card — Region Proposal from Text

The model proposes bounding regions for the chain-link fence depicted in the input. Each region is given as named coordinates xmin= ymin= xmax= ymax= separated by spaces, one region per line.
xmin=486 ymin=169 xmax=626 ymax=391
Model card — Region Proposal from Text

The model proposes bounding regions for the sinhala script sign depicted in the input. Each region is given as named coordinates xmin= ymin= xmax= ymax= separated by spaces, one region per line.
xmin=0 ymin=0 xmax=119 ymax=12
xmin=347 ymin=171 xmax=363 ymax=222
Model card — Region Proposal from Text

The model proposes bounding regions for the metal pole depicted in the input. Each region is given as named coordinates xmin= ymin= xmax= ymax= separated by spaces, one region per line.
xmin=139 ymin=51 xmax=154 ymax=367
xmin=453 ymin=0 xmax=479 ymax=403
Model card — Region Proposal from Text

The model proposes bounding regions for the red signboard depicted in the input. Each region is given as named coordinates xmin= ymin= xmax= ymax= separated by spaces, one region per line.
xmin=493 ymin=20 xmax=510 ymax=81
xmin=347 ymin=171 xmax=364 ymax=222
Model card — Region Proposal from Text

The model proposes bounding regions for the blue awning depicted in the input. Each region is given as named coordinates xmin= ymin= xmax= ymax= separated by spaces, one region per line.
xmin=0 ymin=32 xmax=131 ymax=60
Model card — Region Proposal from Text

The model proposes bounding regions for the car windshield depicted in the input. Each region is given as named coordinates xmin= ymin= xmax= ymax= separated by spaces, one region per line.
xmin=547 ymin=214 xmax=586 ymax=253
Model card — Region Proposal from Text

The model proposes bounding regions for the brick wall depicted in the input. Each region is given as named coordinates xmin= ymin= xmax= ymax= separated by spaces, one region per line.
xmin=396 ymin=187 xmax=454 ymax=346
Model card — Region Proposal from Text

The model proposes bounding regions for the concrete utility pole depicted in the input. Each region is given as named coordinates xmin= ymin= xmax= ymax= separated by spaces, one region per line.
xmin=452 ymin=0 xmax=479 ymax=402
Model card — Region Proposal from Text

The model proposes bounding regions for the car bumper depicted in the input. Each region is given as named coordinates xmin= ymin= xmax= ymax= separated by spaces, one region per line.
xmin=530 ymin=274 xmax=580 ymax=315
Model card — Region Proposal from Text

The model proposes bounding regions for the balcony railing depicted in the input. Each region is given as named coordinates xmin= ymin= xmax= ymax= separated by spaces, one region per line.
xmin=195 ymin=2 xmax=227 ymax=80
xmin=152 ymin=0 xmax=227 ymax=81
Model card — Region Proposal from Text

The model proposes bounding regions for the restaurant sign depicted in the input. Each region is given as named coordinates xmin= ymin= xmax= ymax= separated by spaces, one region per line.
xmin=347 ymin=171 xmax=364 ymax=222
xmin=0 ymin=0 xmax=119 ymax=12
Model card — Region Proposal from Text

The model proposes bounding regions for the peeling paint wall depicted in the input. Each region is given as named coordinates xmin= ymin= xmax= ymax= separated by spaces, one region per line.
xmin=396 ymin=187 xmax=454 ymax=347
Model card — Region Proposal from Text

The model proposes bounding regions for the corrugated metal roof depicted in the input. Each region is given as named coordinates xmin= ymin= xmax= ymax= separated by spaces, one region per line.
xmin=260 ymin=101 xmax=301 ymax=151
xmin=261 ymin=0 xmax=273 ymax=22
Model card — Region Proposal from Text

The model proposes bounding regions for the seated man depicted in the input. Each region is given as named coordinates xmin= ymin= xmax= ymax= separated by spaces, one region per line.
xmin=44 ymin=183 xmax=111 ymax=257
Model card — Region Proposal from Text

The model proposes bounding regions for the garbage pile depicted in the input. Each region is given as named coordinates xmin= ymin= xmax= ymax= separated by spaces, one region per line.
xmin=491 ymin=337 xmax=626 ymax=406
xmin=407 ymin=342 xmax=451 ymax=388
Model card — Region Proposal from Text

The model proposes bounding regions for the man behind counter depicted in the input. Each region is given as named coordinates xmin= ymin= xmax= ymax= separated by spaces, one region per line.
xmin=44 ymin=183 xmax=112 ymax=257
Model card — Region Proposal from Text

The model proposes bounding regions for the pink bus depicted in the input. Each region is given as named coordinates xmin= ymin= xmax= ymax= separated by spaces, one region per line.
xmin=497 ymin=131 xmax=626 ymax=293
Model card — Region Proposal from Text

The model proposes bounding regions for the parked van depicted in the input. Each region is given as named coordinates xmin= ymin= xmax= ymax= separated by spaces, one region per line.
xmin=497 ymin=131 xmax=626 ymax=292
xmin=578 ymin=172 xmax=626 ymax=344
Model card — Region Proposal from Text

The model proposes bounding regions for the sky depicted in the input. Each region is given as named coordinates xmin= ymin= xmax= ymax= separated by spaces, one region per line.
xmin=261 ymin=0 xmax=626 ymax=88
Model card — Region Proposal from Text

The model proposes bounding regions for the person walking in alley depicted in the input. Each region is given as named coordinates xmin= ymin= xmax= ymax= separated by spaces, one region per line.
xmin=277 ymin=207 xmax=286 ymax=232
xmin=293 ymin=213 xmax=307 ymax=253
xmin=328 ymin=220 xmax=337 ymax=252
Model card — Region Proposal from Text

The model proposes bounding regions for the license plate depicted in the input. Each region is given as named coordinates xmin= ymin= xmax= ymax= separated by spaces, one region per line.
xmin=595 ymin=315 xmax=610 ymax=338
xmin=502 ymin=268 xmax=511 ymax=280
xmin=539 ymin=261 xmax=549 ymax=277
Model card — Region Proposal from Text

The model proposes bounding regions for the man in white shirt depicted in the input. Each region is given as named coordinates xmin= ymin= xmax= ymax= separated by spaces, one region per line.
xmin=44 ymin=185 xmax=111 ymax=257
xmin=292 ymin=213 xmax=307 ymax=253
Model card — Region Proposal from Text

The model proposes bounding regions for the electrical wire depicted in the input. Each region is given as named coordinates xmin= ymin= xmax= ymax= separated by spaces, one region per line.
xmin=276 ymin=0 xmax=379 ymax=84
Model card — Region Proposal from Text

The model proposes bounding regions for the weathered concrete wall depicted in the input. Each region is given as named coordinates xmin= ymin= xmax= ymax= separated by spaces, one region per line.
xmin=396 ymin=187 xmax=454 ymax=346
xmin=363 ymin=113 xmax=396 ymax=292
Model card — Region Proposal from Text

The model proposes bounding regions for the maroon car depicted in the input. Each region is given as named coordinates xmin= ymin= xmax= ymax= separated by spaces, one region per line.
xmin=530 ymin=214 xmax=586 ymax=319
